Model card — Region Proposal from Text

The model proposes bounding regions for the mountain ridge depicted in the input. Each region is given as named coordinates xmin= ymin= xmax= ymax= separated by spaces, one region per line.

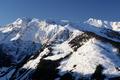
xmin=0 ymin=18 xmax=120 ymax=80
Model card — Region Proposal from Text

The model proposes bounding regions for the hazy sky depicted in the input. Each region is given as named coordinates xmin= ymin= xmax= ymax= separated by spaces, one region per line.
xmin=0 ymin=0 xmax=120 ymax=25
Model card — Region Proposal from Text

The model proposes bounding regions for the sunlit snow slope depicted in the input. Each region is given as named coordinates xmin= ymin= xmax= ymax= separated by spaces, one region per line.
xmin=0 ymin=18 xmax=120 ymax=80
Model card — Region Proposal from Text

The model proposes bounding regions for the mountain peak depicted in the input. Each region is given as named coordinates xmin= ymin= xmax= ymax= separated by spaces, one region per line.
xmin=85 ymin=18 xmax=120 ymax=32
xmin=13 ymin=17 xmax=32 ymax=25
xmin=85 ymin=18 xmax=103 ymax=27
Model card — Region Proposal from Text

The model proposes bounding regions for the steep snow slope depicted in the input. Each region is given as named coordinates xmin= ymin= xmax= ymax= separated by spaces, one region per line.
xmin=59 ymin=38 xmax=120 ymax=79
xmin=0 ymin=18 xmax=120 ymax=80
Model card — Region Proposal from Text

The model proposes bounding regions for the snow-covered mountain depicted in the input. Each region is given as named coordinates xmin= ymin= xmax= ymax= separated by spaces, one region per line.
xmin=0 ymin=17 xmax=120 ymax=80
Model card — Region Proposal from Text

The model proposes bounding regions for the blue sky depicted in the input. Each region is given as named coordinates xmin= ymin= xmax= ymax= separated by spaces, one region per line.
xmin=0 ymin=0 xmax=120 ymax=25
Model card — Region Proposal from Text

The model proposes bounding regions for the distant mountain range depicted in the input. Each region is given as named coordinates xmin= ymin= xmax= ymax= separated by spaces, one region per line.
xmin=0 ymin=17 xmax=120 ymax=80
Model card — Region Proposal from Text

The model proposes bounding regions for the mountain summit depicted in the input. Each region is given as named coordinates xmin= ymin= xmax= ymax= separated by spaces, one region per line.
xmin=0 ymin=18 xmax=120 ymax=80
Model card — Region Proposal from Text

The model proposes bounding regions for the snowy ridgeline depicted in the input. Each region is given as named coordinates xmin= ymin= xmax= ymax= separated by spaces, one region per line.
xmin=0 ymin=18 xmax=120 ymax=80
